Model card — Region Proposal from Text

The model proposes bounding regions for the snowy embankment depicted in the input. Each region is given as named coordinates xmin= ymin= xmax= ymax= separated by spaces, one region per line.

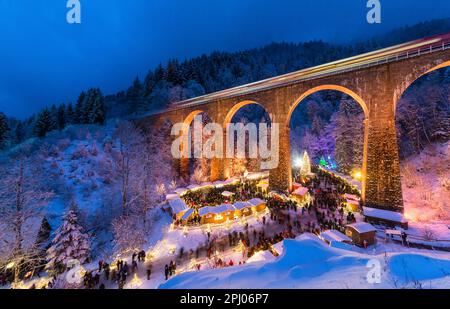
xmin=402 ymin=142 xmax=450 ymax=224
xmin=160 ymin=234 xmax=450 ymax=289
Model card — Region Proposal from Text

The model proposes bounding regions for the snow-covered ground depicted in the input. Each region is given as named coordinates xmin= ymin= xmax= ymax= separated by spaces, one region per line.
xmin=160 ymin=234 xmax=450 ymax=289
xmin=401 ymin=142 xmax=450 ymax=224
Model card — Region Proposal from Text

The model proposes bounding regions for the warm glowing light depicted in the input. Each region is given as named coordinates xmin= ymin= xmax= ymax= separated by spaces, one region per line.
xmin=294 ymin=157 xmax=303 ymax=168
xmin=215 ymin=214 xmax=224 ymax=220
xmin=129 ymin=273 xmax=142 ymax=288
xmin=6 ymin=261 xmax=15 ymax=269
xmin=352 ymin=169 xmax=362 ymax=180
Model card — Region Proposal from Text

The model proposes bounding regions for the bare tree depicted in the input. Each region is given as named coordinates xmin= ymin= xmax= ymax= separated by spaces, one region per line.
xmin=112 ymin=121 xmax=145 ymax=215
xmin=0 ymin=155 xmax=53 ymax=284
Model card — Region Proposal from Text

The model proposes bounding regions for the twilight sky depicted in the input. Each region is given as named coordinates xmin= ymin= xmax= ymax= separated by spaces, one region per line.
xmin=0 ymin=0 xmax=449 ymax=118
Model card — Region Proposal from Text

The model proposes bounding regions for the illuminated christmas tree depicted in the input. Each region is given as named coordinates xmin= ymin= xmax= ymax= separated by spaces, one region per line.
xmin=319 ymin=156 xmax=327 ymax=167
xmin=300 ymin=151 xmax=311 ymax=176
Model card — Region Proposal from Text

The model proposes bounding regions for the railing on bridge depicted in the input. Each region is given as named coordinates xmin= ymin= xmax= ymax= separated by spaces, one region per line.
xmin=147 ymin=36 xmax=450 ymax=114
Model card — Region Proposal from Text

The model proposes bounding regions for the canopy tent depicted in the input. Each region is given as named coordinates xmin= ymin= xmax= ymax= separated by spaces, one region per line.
xmin=256 ymin=180 xmax=269 ymax=193
xmin=221 ymin=191 xmax=235 ymax=198
xmin=345 ymin=198 xmax=360 ymax=212
xmin=292 ymin=187 xmax=309 ymax=196
xmin=344 ymin=193 xmax=360 ymax=201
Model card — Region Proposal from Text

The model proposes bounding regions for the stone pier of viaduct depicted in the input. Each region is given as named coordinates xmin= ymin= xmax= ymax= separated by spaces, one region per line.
xmin=139 ymin=37 xmax=450 ymax=213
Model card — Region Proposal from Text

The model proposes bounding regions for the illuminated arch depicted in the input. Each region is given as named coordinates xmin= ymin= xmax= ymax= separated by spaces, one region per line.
xmin=287 ymin=84 xmax=369 ymax=201
xmin=223 ymin=100 xmax=272 ymax=128
xmin=183 ymin=110 xmax=209 ymax=128
xmin=394 ymin=60 xmax=450 ymax=113
xmin=287 ymin=85 xmax=369 ymax=125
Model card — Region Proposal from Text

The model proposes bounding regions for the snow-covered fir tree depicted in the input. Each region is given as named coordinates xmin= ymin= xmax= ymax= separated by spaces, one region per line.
xmin=46 ymin=210 xmax=91 ymax=274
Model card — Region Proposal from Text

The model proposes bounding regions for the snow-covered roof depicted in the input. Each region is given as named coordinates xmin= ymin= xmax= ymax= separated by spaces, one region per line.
xmin=320 ymin=230 xmax=352 ymax=243
xmin=272 ymin=241 xmax=284 ymax=255
xmin=181 ymin=208 xmax=195 ymax=221
xmin=213 ymin=180 xmax=226 ymax=187
xmin=216 ymin=204 xmax=235 ymax=213
xmin=221 ymin=191 xmax=235 ymax=197
xmin=346 ymin=222 xmax=376 ymax=234
xmin=174 ymin=188 xmax=187 ymax=195
xmin=248 ymin=198 xmax=266 ymax=207
xmin=246 ymin=250 xmax=276 ymax=263
xmin=224 ymin=178 xmax=239 ymax=185
xmin=344 ymin=193 xmax=360 ymax=201
xmin=292 ymin=187 xmax=309 ymax=196
xmin=165 ymin=193 xmax=178 ymax=201
xmin=257 ymin=182 xmax=269 ymax=189
xmin=363 ymin=207 xmax=408 ymax=223
xmin=346 ymin=199 xmax=359 ymax=205
xmin=168 ymin=198 xmax=189 ymax=215
xmin=233 ymin=201 xmax=252 ymax=210
xmin=198 ymin=204 xmax=235 ymax=216
xmin=187 ymin=184 xmax=199 ymax=190
xmin=245 ymin=171 xmax=269 ymax=180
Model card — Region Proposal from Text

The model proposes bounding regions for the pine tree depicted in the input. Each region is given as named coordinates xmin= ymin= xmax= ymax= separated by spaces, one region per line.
xmin=127 ymin=77 xmax=143 ymax=99
xmin=85 ymin=88 xmax=105 ymax=124
xmin=66 ymin=103 xmax=75 ymax=125
xmin=57 ymin=104 xmax=67 ymax=130
xmin=34 ymin=108 xmax=55 ymax=137
xmin=36 ymin=217 xmax=52 ymax=249
xmin=45 ymin=210 xmax=90 ymax=274
xmin=0 ymin=112 xmax=9 ymax=149
xmin=74 ymin=91 xmax=86 ymax=124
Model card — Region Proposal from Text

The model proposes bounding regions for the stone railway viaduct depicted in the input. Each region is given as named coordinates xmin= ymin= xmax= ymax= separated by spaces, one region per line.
xmin=140 ymin=33 xmax=450 ymax=213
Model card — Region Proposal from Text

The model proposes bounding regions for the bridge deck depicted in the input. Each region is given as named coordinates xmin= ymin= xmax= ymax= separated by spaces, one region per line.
xmin=165 ymin=33 xmax=450 ymax=111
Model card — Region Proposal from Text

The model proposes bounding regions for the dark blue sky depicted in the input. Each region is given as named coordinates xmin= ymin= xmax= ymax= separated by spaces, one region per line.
xmin=1 ymin=0 xmax=449 ymax=118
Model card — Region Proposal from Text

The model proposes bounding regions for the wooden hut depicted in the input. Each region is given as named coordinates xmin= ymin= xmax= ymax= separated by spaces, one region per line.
xmin=256 ymin=180 xmax=269 ymax=194
xmin=343 ymin=194 xmax=360 ymax=212
xmin=233 ymin=201 xmax=253 ymax=217
xmin=248 ymin=198 xmax=267 ymax=213
xmin=167 ymin=198 xmax=189 ymax=220
xmin=345 ymin=222 xmax=377 ymax=247
xmin=291 ymin=186 xmax=309 ymax=203
xmin=198 ymin=204 xmax=235 ymax=224
xmin=180 ymin=208 xmax=195 ymax=225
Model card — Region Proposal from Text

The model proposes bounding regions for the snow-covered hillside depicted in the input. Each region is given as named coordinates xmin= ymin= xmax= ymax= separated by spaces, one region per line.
xmin=401 ymin=142 xmax=450 ymax=223
xmin=160 ymin=234 xmax=450 ymax=289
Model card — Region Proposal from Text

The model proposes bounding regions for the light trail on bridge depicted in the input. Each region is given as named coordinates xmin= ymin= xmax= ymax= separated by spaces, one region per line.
xmin=165 ymin=32 xmax=450 ymax=111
